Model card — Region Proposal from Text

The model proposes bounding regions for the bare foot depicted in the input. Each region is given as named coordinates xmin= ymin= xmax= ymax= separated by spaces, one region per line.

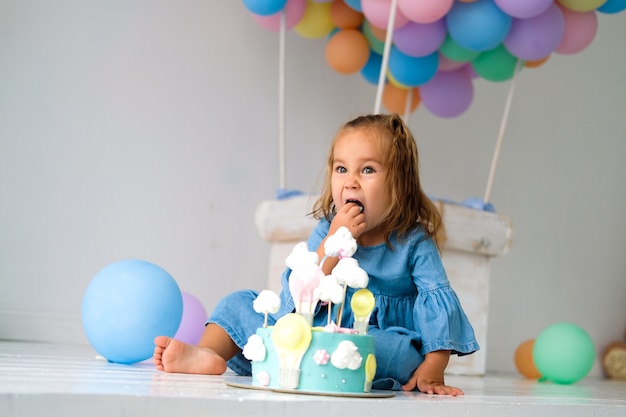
xmin=153 ymin=336 xmax=227 ymax=375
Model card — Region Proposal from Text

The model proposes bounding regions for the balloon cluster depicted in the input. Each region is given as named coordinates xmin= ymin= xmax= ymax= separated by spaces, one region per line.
xmin=242 ymin=0 xmax=626 ymax=117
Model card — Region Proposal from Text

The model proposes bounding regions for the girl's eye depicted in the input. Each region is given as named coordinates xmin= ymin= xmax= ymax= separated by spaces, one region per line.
xmin=335 ymin=166 xmax=347 ymax=174
xmin=363 ymin=167 xmax=375 ymax=174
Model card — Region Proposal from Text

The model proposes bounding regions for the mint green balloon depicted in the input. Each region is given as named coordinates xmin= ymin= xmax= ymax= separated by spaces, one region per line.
xmin=471 ymin=45 xmax=520 ymax=82
xmin=440 ymin=35 xmax=479 ymax=63
xmin=533 ymin=322 xmax=596 ymax=384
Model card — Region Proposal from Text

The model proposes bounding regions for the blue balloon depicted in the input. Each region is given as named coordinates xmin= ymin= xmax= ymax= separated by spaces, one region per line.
xmin=82 ymin=259 xmax=183 ymax=364
xmin=388 ymin=47 xmax=438 ymax=87
xmin=360 ymin=51 xmax=382 ymax=85
xmin=242 ymin=0 xmax=288 ymax=16
xmin=598 ymin=0 xmax=626 ymax=13
xmin=344 ymin=0 xmax=362 ymax=12
xmin=446 ymin=0 xmax=512 ymax=52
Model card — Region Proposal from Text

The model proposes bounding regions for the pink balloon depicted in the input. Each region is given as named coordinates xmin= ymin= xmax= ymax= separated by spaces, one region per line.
xmin=464 ymin=63 xmax=479 ymax=80
xmin=251 ymin=0 xmax=306 ymax=32
xmin=398 ymin=0 xmax=453 ymax=24
xmin=555 ymin=6 xmax=598 ymax=54
xmin=173 ymin=292 xmax=207 ymax=345
xmin=494 ymin=0 xmax=553 ymax=19
xmin=421 ymin=69 xmax=474 ymax=118
xmin=361 ymin=0 xmax=410 ymax=29
xmin=503 ymin=3 xmax=565 ymax=61
xmin=392 ymin=20 xmax=446 ymax=57
xmin=438 ymin=53 xmax=466 ymax=71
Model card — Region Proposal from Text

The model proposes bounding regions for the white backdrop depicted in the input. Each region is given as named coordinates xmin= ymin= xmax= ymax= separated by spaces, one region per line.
xmin=1 ymin=1 xmax=625 ymax=376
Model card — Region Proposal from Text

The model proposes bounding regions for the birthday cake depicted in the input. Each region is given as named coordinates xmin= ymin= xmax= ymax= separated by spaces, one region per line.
xmin=241 ymin=227 xmax=378 ymax=395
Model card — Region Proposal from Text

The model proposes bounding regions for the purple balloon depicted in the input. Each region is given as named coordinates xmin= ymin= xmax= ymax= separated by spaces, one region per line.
xmin=393 ymin=19 xmax=447 ymax=57
xmin=421 ymin=69 xmax=474 ymax=118
xmin=174 ymin=292 xmax=207 ymax=345
xmin=504 ymin=3 xmax=565 ymax=61
xmin=494 ymin=0 xmax=553 ymax=19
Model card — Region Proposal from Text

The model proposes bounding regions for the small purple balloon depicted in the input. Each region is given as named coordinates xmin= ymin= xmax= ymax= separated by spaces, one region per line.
xmin=174 ymin=292 xmax=208 ymax=345
xmin=393 ymin=20 xmax=446 ymax=57
xmin=494 ymin=0 xmax=553 ymax=19
xmin=504 ymin=3 xmax=565 ymax=61
xmin=420 ymin=69 xmax=474 ymax=118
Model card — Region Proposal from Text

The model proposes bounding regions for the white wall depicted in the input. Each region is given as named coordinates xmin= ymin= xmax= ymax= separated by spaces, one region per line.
xmin=1 ymin=1 xmax=624 ymax=376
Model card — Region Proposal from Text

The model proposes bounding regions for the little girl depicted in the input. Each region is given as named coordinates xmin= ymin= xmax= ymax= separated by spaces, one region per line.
xmin=154 ymin=114 xmax=478 ymax=395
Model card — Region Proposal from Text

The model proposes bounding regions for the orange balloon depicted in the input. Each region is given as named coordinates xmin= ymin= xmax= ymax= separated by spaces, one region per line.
xmin=525 ymin=55 xmax=550 ymax=69
xmin=382 ymin=83 xmax=420 ymax=114
xmin=330 ymin=0 xmax=364 ymax=29
xmin=325 ymin=29 xmax=370 ymax=74
xmin=514 ymin=339 xmax=542 ymax=379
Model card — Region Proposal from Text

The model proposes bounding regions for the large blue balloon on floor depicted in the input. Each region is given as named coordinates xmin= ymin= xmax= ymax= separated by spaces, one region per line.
xmin=82 ymin=259 xmax=183 ymax=364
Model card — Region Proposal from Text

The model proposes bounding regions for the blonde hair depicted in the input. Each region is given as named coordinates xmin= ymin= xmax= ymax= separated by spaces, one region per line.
xmin=311 ymin=113 xmax=444 ymax=248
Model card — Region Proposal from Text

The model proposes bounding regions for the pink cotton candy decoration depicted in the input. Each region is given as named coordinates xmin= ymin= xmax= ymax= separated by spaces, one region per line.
xmin=289 ymin=264 xmax=324 ymax=305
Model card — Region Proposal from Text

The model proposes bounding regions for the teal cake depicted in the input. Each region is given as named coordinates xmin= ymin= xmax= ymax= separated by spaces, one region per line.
xmin=244 ymin=313 xmax=377 ymax=394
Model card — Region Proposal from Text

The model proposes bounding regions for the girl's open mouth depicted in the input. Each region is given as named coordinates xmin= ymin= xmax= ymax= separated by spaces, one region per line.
xmin=346 ymin=199 xmax=364 ymax=213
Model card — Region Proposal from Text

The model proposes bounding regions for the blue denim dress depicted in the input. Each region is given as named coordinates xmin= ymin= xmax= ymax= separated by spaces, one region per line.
xmin=208 ymin=218 xmax=479 ymax=390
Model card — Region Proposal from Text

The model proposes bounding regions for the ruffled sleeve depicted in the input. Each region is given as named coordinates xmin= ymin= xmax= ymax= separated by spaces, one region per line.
xmin=410 ymin=232 xmax=480 ymax=356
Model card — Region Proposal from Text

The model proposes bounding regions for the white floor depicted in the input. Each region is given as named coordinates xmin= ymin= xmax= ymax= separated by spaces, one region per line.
xmin=1 ymin=341 xmax=625 ymax=417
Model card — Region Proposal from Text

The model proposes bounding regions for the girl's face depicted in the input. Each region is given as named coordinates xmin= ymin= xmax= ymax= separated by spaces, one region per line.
xmin=331 ymin=129 xmax=389 ymax=243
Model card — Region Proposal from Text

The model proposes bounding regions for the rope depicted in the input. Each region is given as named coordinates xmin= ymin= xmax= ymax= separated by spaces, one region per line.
xmin=373 ymin=0 xmax=399 ymax=114
xmin=278 ymin=11 xmax=286 ymax=191
xmin=483 ymin=59 xmax=523 ymax=204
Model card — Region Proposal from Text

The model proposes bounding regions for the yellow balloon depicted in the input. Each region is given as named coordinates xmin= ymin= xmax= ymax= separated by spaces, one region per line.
xmin=350 ymin=289 xmax=375 ymax=317
xmin=365 ymin=353 xmax=377 ymax=382
xmin=556 ymin=0 xmax=606 ymax=12
xmin=386 ymin=70 xmax=410 ymax=89
xmin=271 ymin=313 xmax=312 ymax=352
xmin=295 ymin=0 xmax=335 ymax=39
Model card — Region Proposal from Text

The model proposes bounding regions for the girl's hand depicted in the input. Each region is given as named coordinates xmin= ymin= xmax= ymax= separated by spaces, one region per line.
xmin=401 ymin=351 xmax=464 ymax=396
xmin=402 ymin=373 xmax=464 ymax=396
xmin=329 ymin=202 xmax=366 ymax=240
xmin=317 ymin=203 xmax=366 ymax=274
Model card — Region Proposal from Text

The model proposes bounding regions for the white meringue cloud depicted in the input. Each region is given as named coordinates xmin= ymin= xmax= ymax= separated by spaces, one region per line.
xmin=253 ymin=289 xmax=281 ymax=314
xmin=331 ymin=257 xmax=369 ymax=289
xmin=330 ymin=340 xmax=362 ymax=370
xmin=285 ymin=242 xmax=319 ymax=270
xmin=324 ymin=226 xmax=357 ymax=258
xmin=314 ymin=275 xmax=344 ymax=305
xmin=242 ymin=334 xmax=266 ymax=362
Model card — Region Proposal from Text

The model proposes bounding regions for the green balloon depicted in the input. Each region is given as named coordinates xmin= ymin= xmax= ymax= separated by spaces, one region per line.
xmin=533 ymin=322 xmax=596 ymax=384
xmin=440 ymin=35 xmax=479 ymax=63
xmin=471 ymin=45 xmax=520 ymax=83
xmin=362 ymin=21 xmax=385 ymax=56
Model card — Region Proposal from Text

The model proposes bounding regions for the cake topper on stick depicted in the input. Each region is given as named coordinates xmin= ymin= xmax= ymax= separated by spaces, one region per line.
xmin=331 ymin=257 xmax=369 ymax=328
xmin=286 ymin=242 xmax=323 ymax=325
xmin=253 ymin=289 xmax=281 ymax=328
xmin=351 ymin=288 xmax=375 ymax=335
xmin=314 ymin=274 xmax=344 ymax=326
